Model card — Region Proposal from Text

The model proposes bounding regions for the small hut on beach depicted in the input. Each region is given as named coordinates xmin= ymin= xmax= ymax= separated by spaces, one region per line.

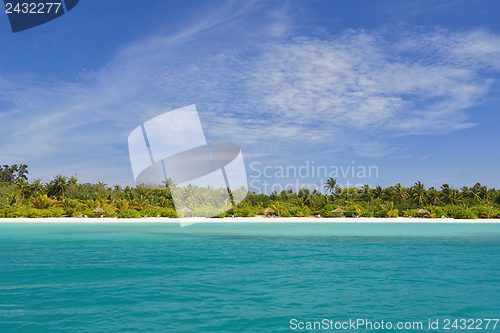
xmin=263 ymin=207 xmax=275 ymax=217
xmin=330 ymin=208 xmax=347 ymax=217
xmin=180 ymin=207 xmax=194 ymax=217
xmin=415 ymin=209 xmax=430 ymax=214
xmin=92 ymin=206 xmax=105 ymax=217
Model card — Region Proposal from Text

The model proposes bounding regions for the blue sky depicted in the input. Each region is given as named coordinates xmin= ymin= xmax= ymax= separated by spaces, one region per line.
xmin=1 ymin=0 xmax=500 ymax=192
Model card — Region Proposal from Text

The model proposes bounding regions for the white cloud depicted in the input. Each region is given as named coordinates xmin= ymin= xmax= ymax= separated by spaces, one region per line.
xmin=198 ymin=28 xmax=498 ymax=161
xmin=231 ymin=32 xmax=490 ymax=137
xmin=395 ymin=28 xmax=500 ymax=70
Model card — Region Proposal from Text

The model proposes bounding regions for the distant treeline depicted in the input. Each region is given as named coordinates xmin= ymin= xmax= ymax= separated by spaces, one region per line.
xmin=0 ymin=164 xmax=28 ymax=183
xmin=0 ymin=165 xmax=499 ymax=219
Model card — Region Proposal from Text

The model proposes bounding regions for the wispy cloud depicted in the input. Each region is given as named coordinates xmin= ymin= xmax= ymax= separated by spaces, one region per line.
xmin=201 ymin=28 xmax=497 ymax=159
xmin=429 ymin=177 xmax=455 ymax=183
xmin=395 ymin=28 xmax=500 ymax=70
xmin=230 ymin=31 xmax=489 ymax=136
xmin=417 ymin=154 xmax=434 ymax=160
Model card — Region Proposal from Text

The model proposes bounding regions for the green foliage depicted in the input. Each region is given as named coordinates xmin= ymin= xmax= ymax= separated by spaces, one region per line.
xmin=32 ymin=194 xmax=55 ymax=209
xmin=432 ymin=206 xmax=448 ymax=218
xmin=1 ymin=207 xmax=64 ymax=218
xmin=443 ymin=206 xmax=478 ymax=219
xmin=0 ymin=164 xmax=28 ymax=183
xmin=4 ymin=207 xmax=26 ymax=218
xmin=48 ymin=175 xmax=69 ymax=198
xmin=277 ymin=208 xmax=292 ymax=217
xmin=470 ymin=205 xmax=500 ymax=219
xmin=0 ymin=172 xmax=499 ymax=219
xmin=288 ymin=205 xmax=312 ymax=217
xmin=495 ymin=193 xmax=500 ymax=205
xmin=142 ymin=207 xmax=158 ymax=217
xmin=25 ymin=207 xmax=64 ymax=218
xmin=454 ymin=210 xmax=479 ymax=219
xmin=319 ymin=204 xmax=337 ymax=217
xmin=100 ymin=206 xmax=118 ymax=218
xmin=118 ymin=209 xmax=143 ymax=219
xmin=155 ymin=207 xmax=178 ymax=218
xmin=374 ymin=208 xmax=399 ymax=218
xmin=233 ymin=206 xmax=260 ymax=217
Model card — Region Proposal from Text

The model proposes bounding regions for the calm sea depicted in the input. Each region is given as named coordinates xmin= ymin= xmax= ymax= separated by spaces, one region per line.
xmin=1 ymin=223 xmax=499 ymax=332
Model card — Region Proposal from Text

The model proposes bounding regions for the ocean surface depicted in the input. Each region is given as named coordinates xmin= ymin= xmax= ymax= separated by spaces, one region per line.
xmin=1 ymin=223 xmax=500 ymax=332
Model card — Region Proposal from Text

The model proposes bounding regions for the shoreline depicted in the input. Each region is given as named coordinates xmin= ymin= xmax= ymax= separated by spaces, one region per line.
xmin=1 ymin=217 xmax=500 ymax=223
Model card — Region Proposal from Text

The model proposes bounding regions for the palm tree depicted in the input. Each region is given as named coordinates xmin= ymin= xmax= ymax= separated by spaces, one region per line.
xmin=68 ymin=175 xmax=78 ymax=185
xmin=440 ymin=184 xmax=461 ymax=205
xmin=383 ymin=187 xmax=397 ymax=203
xmin=412 ymin=181 xmax=427 ymax=206
xmin=298 ymin=188 xmax=316 ymax=208
xmin=479 ymin=206 xmax=495 ymax=219
xmin=270 ymin=201 xmax=283 ymax=217
xmin=132 ymin=195 xmax=152 ymax=211
xmin=427 ymin=187 xmax=441 ymax=205
xmin=82 ymin=199 xmax=98 ymax=210
xmin=155 ymin=196 xmax=172 ymax=209
xmin=324 ymin=177 xmax=338 ymax=194
xmin=373 ymin=185 xmax=383 ymax=199
xmin=469 ymin=187 xmax=481 ymax=202
xmin=482 ymin=188 xmax=494 ymax=202
xmin=61 ymin=199 xmax=85 ymax=215
xmin=28 ymin=178 xmax=44 ymax=196
xmin=354 ymin=205 xmax=363 ymax=217
xmin=16 ymin=180 xmax=30 ymax=198
xmin=361 ymin=185 xmax=372 ymax=204
xmin=394 ymin=183 xmax=409 ymax=201
xmin=94 ymin=182 xmax=107 ymax=193
xmin=460 ymin=185 xmax=468 ymax=192
xmin=162 ymin=177 xmax=177 ymax=189
xmin=50 ymin=175 xmax=68 ymax=198
xmin=4 ymin=192 xmax=21 ymax=207
xmin=379 ymin=201 xmax=395 ymax=212
xmin=32 ymin=194 xmax=55 ymax=209
xmin=112 ymin=198 xmax=131 ymax=212
xmin=269 ymin=190 xmax=280 ymax=201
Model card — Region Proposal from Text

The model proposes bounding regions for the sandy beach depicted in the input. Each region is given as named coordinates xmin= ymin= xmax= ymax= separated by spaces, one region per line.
xmin=1 ymin=217 xmax=499 ymax=223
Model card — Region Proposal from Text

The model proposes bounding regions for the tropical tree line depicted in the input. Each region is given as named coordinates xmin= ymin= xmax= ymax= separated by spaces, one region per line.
xmin=0 ymin=164 xmax=28 ymax=183
xmin=1 ymin=169 xmax=499 ymax=219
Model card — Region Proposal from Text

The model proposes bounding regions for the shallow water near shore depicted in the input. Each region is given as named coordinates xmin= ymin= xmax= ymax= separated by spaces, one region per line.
xmin=1 ymin=223 xmax=500 ymax=332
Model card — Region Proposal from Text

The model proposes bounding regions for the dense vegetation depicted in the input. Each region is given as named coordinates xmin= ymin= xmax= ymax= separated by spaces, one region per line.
xmin=1 ymin=165 xmax=499 ymax=219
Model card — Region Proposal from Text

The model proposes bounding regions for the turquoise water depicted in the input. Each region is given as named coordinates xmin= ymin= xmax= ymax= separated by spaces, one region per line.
xmin=1 ymin=223 xmax=500 ymax=332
